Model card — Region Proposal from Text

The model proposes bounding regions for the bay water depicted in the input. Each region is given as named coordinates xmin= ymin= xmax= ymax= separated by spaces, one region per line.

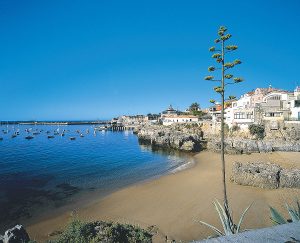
xmin=0 ymin=125 xmax=192 ymax=230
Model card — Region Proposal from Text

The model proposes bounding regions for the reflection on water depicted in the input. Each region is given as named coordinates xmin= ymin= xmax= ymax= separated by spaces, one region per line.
xmin=0 ymin=125 xmax=192 ymax=230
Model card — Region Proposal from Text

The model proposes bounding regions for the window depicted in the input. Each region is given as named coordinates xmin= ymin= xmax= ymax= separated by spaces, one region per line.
xmin=234 ymin=112 xmax=244 ymax=119
xmin=266 ymin=112 xmax=281 ymax=117
xmin=246 ymin=112 xmax=253 ymax=119
xmin=268 ymin=95 xmax=281 ymax=101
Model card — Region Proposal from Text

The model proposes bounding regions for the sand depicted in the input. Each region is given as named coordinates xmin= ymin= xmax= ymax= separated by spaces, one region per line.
xmin=27 ymin=151 xmax=300 ymax=242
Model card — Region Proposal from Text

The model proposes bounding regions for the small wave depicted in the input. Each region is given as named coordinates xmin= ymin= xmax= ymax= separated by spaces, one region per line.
xmin=169 ymin=159 xmax=196 ymax=174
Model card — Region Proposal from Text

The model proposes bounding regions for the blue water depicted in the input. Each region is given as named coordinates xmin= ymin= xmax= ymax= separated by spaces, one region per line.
xmin=0 ymin=125 xmax=192 ymax=229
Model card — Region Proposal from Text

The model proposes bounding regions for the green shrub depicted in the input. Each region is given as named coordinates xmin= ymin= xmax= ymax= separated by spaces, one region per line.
xmin=49 ymin=219 xmax=153 ymax=243
xmin=224 ymin=124 xmax=229 ymax=135
xmin=231 ymin=125 xmax=240 ymax=132
xmin=248 ymin=124 xmax=265 ymax=140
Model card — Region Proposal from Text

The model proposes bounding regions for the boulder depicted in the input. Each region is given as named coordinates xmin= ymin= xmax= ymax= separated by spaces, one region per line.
xmin=280 ymin=168 xmax=300 ymax=188
xmin=181 ymin=140 xmax=195 ymax=151
xmin=2 ymin=225 xmax=30 ymax=243
xmin=231 ymin=162 xmax=281 ymax=189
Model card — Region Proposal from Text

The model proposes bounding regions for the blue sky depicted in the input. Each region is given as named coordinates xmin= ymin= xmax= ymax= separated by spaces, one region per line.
xmin=0 ymin=0 xmax=299 ymax=120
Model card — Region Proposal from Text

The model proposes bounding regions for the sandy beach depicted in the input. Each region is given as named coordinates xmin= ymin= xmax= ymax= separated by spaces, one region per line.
xmin=27 ymin=151 xmax=300 ymax=242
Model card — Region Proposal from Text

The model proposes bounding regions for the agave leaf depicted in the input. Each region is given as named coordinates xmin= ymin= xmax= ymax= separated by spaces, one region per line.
xmin=236 ymin=203 xmax=252 ymax=233
xmin=214 ymin=200 xmax=233 ymax=235
xmin=270 ymin=206 xmax=287 ymax=225
xmin=296 ymin=200 xmax=300 ymax=216
xmin=286 ymin=204 xmax=300 ymax=222
xmin=198 ymin=220 xmax=223 ymax=236
xmin=213 ymin=201 xmax=227 ymax=234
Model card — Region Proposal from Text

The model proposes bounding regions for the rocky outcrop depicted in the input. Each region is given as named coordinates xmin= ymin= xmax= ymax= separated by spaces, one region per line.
xmin=0 ymin=225 xmax=30 ymax=243
xmin=280 ymin=168 xmax=300 ymax=188
xmin=135 ymin=122 xmax=300 ymax=153
xmin=231 ymin=162 xmax=281 ymax=189
xmin=136 ymin=124 xmax=204 ymax=152
xmin=207 ymin=138 xmax=300 ymax=154
xmin=231 ymin=162 xmax=300 ymax=189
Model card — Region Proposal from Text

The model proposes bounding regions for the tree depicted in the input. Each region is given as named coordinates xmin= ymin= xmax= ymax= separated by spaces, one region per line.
xmin=189 ymin=102 xmax=200 ymax=111
xmin=204 ymin=26 xmax=244 ymax=218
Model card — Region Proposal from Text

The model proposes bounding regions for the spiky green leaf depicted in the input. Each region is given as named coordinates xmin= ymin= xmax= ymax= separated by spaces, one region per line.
xmin=270 ymin=207 xmax=287 ymax=225
xmin=198 ymin=220 xmax=223 ymax=236
xmin=286 ymin=203 xmax=300 ymax=222
xmin=236 ymin=203 xmax=253 ymax=233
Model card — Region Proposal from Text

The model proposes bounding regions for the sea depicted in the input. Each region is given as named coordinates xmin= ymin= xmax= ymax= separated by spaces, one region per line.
xmin=0 ymin=124 xmax=193 ymax=231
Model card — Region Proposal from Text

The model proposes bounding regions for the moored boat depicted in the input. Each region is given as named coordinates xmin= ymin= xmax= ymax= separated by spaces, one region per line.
xmin=48 ymin=135 xmax=55 ymax=139
xmin=70 ymin=137 xmax=76 ymax=140
xmin=25 ymin=136 xmax=34 ymax=140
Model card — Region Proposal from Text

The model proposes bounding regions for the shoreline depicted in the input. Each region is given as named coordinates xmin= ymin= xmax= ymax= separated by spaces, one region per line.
xmin=19 ymin=150 xmax=195 ymax=234
xmin=26 ymin=151 xmax=300 ymax=242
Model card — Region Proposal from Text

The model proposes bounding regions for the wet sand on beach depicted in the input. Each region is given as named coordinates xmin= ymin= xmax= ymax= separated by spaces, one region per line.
xmin=27 ymin=151 xmax=300 ymax=242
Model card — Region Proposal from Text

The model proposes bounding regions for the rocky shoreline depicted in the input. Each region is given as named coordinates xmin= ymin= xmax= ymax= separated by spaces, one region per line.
xmin=135 ymin=123 xmax=300 ymax=153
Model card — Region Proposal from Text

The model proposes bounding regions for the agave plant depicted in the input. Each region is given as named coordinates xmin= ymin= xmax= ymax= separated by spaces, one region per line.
xmin=270 ymin=200 xmax=300 ymax=225
xmin=198 ymin=200 xmax=252 ymax=236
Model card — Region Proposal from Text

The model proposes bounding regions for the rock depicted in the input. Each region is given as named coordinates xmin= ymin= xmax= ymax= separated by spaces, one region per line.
xmin=280 ymin=168 xmax=300 ymax=188
xmin=231 ymin=162 xmax=281 ymax=189
xmin=137 ymin=124 xmax=203 ymax=152
xmin=2 ymin=225 xmax=30 ymax=243
xmin=181 ymin=140 xmax=195 ymax=151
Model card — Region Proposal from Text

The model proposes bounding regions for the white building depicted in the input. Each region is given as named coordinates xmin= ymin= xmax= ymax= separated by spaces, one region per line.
xmin=290 ymin=87 xmax=300 ymax=120
xmin=162 ymin=115 xmax=199 ymax=126
xmin=225 ymin=93 xmax=254 ymax=128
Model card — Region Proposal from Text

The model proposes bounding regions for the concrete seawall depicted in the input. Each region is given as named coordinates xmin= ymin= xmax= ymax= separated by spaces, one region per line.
xmin=197 ymin=222 xmax=300 ymax=243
